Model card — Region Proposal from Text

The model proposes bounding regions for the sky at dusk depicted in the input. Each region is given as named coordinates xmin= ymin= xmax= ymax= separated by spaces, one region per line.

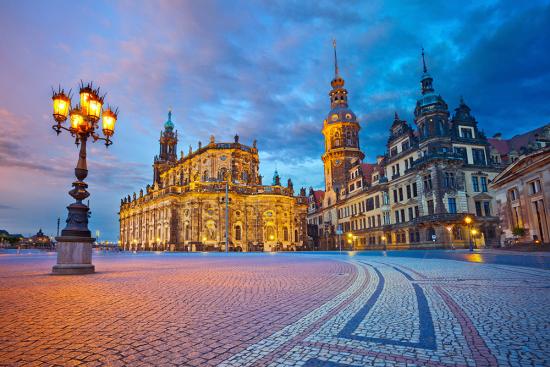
xmin=1 ymin=0 xmax=549 ymax=240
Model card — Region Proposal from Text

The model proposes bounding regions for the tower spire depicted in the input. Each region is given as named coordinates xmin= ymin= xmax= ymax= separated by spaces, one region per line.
xmin=421 ymin=47 xmax=427 ymax=73
xmin=333 ymin=39 xmax=339 ymax=77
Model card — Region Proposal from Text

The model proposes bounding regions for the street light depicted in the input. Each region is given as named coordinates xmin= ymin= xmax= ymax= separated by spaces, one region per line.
xmin=353 ymin=235 xmax=358 ymax=251
xmin=381 ymin=235 xmax=387 ymax=251
xmin=51 ymin=82 xmax=118 ymax=275
xmin=446 ymin=225 xmax=454 ymax=249
xmin=464 ymin=216 xmax=473 ymax=252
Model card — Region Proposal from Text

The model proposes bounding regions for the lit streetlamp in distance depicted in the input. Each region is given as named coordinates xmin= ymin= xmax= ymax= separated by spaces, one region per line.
xmin=446 ymin=225 xmax=454 ymax=249
xmin=50 ymin=82 xmax=118 ymax=275
xmin=464 ymin=215 xmax=474 ymax=252
xmin=381 ymin=235 xmax=387 ymax=252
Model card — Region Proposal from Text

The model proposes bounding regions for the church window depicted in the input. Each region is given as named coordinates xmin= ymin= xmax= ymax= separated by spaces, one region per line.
xmin=235 ymin=225 xmax=242 ymax=241
xmin=218 ymin=168 xmax=227 ymax=181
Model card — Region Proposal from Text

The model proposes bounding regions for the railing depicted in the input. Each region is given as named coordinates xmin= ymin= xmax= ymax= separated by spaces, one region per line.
xmin=412 ymin=151 xmax=464 ymax=167
xmin=122 ymin=182 xmax=301 ymax=208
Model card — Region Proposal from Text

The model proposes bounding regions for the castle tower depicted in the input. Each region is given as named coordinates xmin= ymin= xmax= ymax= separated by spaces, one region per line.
xmin=321 ymin=40 xmax=364 ymax=193
xmin=154 ymin=110 xmax=178 ymax=185
xmin=414 ymin=49 xmax=451 ymax=153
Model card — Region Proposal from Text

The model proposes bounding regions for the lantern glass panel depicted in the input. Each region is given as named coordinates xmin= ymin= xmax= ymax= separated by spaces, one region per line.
xmin=80 ymin=89 xmax=92 ymax=115
xmin=102 ymin=110 xmax=117 ymax=136
xmin=88 ymin=98 xmax=102 ymax=121
xmin=70 ymin=110 xmax=83 ymax=131
xmin=52 ymin=94 xmax=70 ymax=122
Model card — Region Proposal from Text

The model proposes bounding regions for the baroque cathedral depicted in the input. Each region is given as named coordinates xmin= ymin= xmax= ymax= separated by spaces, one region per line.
xmin=307 ymin=44 xmax=505 ymax=249
xmin=119 ymin=112 xmax=307 ymax=252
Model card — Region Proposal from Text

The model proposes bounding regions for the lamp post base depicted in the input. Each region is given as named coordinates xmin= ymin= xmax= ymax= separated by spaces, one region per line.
xmin=52 ymin=238 xmax=95 ymax=275
xmin=52 ymin=263 xmax=95 ymax=275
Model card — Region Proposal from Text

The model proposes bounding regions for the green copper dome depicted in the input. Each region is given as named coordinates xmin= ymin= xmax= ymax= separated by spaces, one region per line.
xmin=165 ymin=110 xmax=174 ymax=130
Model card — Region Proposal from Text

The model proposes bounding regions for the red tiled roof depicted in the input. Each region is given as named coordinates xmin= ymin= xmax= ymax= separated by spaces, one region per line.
xmin=361 ymin=163 xmax=376 ymax=182
xmin=313 ymin=190 xmax=324 ymax=205
xmin=488 ymin=125 xmax=549 ymax=156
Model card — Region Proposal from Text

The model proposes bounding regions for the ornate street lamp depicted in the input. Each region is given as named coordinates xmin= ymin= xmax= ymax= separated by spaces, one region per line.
xmin=50 ymin=82 xmax=118 ymax=275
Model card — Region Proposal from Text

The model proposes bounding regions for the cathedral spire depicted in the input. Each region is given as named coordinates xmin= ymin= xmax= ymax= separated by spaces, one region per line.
xmin=422 ymin=47 xmax=428 ymax=73
xmin=333 ymin=39 xmax=339 ymax=78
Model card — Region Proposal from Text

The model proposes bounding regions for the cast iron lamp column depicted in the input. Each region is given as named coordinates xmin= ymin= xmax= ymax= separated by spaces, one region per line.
xmin=50 ymin=82 xmax=118 ymax=275
xmin=465 ymin=216 xmax=474 ymax=252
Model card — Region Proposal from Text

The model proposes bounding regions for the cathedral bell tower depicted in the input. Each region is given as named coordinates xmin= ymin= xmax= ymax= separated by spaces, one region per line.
xmin=321 ymin=40 xmax=364 ymax=193
xmin=154 ymin=110 xmax=178 ymax=185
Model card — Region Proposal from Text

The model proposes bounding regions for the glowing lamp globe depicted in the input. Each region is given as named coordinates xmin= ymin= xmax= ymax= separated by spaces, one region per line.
xmin=52 ymin=91 xmax=70 ymax=122
xmin=79 ymin=85 xmax=93 ymax=116
xmin=88 ymin=95 xmax=103 ymax=122
xmin=70 ymin=109 xmax=85 ymax=132
xmin=102 ymin=108 xmax=117 ymax=137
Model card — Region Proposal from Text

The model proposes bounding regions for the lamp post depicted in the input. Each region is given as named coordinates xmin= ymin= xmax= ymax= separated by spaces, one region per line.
xmin=50 ymin=82 xmax=118 ymax=275
xmin=465 ymin=216 xmax=473 ymax=252
xmin=446 ymin=225 xmax=454 ymax=249
xmin=381 ymin=235 xmax=387 ymax=251
xmin=346 ymin=232 xmax=353 ymax=251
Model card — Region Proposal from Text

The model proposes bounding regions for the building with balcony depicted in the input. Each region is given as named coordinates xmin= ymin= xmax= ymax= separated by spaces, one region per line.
xmin=307 ymin=48 xmax=507 ymax=250
xmin=119 ymin=111 xmax=307 ymax=252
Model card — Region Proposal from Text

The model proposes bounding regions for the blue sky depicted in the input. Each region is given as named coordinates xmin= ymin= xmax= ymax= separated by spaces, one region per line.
xmin=1 ymin=0 xmax=549 ymax=240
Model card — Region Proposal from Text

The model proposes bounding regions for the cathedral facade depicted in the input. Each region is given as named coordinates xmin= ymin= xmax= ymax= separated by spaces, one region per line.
xmin=307 ymin=45 xmax=505 ymax=250
xmin=119 ymin=112 xmax=307 ymax=252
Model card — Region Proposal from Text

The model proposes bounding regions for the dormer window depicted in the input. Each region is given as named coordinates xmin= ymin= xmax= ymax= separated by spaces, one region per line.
xmin=460 ymin=127 xmax=474 ymax=139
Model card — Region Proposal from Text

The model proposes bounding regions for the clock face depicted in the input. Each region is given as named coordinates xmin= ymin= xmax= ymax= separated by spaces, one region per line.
xmin=334 ymin=159 xmax=342 ymax=167
xmin=220 ymin=155 xmax=227 ymax=161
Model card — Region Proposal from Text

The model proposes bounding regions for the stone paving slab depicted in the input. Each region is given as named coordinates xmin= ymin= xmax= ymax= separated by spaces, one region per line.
xmin=0 ymin=252 xmax=548 ymax=366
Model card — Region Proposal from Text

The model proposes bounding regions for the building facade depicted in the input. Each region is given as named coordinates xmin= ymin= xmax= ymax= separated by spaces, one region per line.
xmin=490 ymin=147 xmax=550 ymax=245
xmin=119 ymin=112 xmax=307 ymax=252
xmin=307 ymin=47 xmax=505 ymax=250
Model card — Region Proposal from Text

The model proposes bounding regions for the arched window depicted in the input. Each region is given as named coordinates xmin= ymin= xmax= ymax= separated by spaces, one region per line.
xmin=235 ymin=225 xmax=242 ymax=241
xmin=294 ymin=229 xmax=298 ymax=242
xmin=333 ymin=132 xmax=341 ymax=147
xmin=203 ymin=170 xmax=209 ymax=181
xmin=266 ymin=226 xmax=275 ymax=241
xmin=283 ymin=227 xmax=289 ymax=241
xmin=218 ymin=168 xmax=227 ymax=181
xmin=346 ymin=131 xmax=352 ymax=146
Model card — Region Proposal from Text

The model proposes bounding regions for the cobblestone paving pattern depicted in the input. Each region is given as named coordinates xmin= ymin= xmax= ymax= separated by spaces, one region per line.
xmin=0 ymin=252 xmax=548 ymax=366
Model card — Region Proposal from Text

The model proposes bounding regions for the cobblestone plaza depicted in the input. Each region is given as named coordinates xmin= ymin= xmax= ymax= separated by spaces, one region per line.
xmin=0 ymin=251 xmax=548 ymax=367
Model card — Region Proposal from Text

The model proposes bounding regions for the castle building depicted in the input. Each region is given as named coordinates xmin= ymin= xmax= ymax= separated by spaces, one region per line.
xmin=307 ymin=45 xmax=505 ymax=249
xmin=119 ymin=112 xmax=307 ymax=252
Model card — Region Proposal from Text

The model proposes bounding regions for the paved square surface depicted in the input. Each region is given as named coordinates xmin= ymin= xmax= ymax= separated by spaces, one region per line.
xmin=0 ymin=251 xmax=549 ymax=366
